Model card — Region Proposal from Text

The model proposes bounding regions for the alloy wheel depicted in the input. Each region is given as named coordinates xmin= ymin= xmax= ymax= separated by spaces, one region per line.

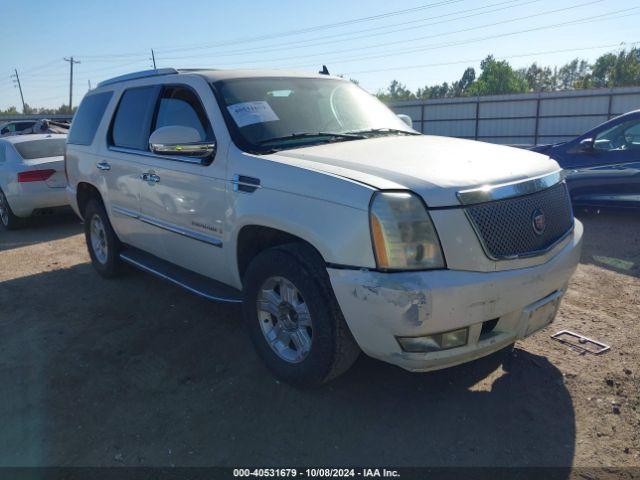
xmin=257 ymin=276 xmax=313 ymax=364
xmin=90 ymin=214 xmax=109 ymax=264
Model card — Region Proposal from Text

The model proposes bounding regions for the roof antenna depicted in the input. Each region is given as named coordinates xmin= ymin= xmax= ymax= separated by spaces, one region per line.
xmin=319 ymin=65 xmax=330 ymax=75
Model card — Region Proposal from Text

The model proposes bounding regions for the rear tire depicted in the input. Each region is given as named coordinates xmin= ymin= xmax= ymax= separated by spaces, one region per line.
xmin=84 ymin=199 xmax=122 ymax=278
xmin=242 ymin=243 xmax=360 ymax=387
xmin=0 ymin=188 xmax=24 ymax=230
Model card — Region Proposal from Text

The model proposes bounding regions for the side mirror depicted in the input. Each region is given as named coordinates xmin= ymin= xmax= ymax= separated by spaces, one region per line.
xmin=578 ymin=137 xmax=594 ymax=152
xmin=397 ymin=114 xmax=413 ymax=129
xmin=149 ymin=126 xmax=216 ymax=159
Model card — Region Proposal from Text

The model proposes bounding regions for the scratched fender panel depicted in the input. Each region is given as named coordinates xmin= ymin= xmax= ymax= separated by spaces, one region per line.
xmin=465 ymin=182 xmax=574 ymax=260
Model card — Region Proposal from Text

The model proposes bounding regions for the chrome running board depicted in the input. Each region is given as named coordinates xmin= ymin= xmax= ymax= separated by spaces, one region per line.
xmin=119 ymin=248 xmax=243 ymax=304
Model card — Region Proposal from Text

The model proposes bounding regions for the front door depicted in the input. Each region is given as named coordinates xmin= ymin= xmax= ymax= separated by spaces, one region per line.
xmin=136 ymin=84 xmax=230 ymax=285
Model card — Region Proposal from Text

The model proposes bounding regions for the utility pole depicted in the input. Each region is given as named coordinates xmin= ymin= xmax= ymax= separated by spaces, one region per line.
xmin=10 ymin=69 xmax=26 ymax=113
xmin=63 ymin=56 xmax=80 ymax=111
xmin=151 ymin=49 xmax=157 ymax=69
xmin=88 ymin=79 xmax=92 ymax=91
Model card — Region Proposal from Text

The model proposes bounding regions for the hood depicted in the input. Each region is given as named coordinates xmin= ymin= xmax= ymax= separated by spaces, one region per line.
xmin=270 ymin=135 xmax=560 ymax=207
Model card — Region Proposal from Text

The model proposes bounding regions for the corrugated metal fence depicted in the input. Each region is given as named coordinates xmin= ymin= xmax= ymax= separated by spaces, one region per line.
xmin=388 ymin=86 xmax=640 ymax=145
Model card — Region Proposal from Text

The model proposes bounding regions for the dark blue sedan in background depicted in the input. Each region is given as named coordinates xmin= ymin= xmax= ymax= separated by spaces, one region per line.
xmin=532 ymin=109 xmax=640 ymax=209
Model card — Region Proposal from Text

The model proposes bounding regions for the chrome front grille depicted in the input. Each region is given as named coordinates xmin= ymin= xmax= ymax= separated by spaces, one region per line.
xmin=465 ymin=182 xmax=574 ymax=260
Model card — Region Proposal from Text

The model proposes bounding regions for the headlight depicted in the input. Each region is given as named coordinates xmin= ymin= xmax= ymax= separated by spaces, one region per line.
xmin=369 ymin=191 xmax=445 ymax=270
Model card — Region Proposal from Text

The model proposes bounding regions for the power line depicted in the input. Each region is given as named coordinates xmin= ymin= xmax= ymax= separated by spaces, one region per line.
xmin=20 ymin=59 xmax=62 ymax=76
xmin=344 ymin=41 xmax=639 ymax=75
xmin=194 ymin=0 xmax=604 ymax=67
xmin=158 ymin=0 xmax=540 ymax=61
xmin=62 ymin=0 xmax=468 ymax=61
xmin=281 ymin=7 xmax=640 ymax=69
xmin=155 ymin=0 xmax=467 ymax=54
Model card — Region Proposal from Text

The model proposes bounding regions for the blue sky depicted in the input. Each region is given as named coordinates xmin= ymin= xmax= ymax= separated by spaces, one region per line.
xmin=0 ymin=0 xmax=638 ymax=110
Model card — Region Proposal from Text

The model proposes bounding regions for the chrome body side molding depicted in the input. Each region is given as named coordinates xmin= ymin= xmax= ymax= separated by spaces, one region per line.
xmin=111 ymin=205 xmax=222 ymax=247
xmin=456 ymin=170 xmax=563 ymax=206
xmin=107 ymin=146 xmax=207 ymax=165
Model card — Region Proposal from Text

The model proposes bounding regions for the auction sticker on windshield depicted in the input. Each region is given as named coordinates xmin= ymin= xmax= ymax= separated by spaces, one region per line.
xmin=227 ymin=101 xmax=279 ymax=128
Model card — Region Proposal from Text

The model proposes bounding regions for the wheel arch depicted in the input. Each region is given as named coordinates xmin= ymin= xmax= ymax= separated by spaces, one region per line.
xmin=76 ymin=182 xmax=104 ymax=220
xmin=235 ymin=223 xmax=329 ymax=286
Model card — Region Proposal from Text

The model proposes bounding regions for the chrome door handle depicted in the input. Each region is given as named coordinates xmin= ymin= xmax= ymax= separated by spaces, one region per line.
xmin=96 ymin=161 xmax=111 ymax=171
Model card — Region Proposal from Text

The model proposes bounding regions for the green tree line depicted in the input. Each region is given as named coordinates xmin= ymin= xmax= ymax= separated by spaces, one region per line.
xmin=377 ymin=47 xmax=640 ymax=101
xmin=0 ymin=104 xmax=76 ymax=116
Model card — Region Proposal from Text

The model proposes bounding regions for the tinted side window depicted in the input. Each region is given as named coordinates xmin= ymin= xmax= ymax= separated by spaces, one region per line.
xmin=154 ymin=86 xmax=213 ymax=141
xmin=594 ymin=119 xmax=640 ymax=152
xmin=111 ymin=86 xmax=159 ymax=150
xmin=68 ymin=91 xmax=113 ymax=145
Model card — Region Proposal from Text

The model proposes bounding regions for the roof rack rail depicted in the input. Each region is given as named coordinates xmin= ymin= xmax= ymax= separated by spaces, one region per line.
xmin=97 ymin=68 xmax=179 ymax=88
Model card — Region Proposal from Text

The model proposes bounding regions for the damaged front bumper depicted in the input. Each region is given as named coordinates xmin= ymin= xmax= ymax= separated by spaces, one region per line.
xmin=328 ymin=220 xmax=583 ymax=372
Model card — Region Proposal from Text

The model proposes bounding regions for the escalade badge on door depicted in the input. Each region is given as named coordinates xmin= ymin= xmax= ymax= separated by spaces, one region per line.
xmin=532 ymin=208 xmax=547 ymax=236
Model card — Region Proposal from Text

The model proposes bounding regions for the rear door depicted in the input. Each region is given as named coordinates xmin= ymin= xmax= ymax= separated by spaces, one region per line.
xmin=135 ymin=82 xmax=230 ymax=283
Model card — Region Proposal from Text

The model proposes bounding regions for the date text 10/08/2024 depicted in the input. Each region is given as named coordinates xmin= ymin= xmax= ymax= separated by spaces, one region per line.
xmin=233 ymin=468 xmax=401 ymax=478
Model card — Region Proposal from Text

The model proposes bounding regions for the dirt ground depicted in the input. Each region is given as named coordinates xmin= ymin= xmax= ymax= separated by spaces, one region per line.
xmin=0 ymin=210 xmax=638 ymax=470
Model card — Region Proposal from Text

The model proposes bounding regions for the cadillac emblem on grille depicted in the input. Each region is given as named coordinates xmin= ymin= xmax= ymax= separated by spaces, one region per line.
xmin=532 ymin=208 xmax=547 ymax=236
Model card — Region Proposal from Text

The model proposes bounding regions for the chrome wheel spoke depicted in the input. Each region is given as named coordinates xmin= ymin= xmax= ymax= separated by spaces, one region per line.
xmin=289 ymin=328 xmax=311 ymax=355
xmin=257 ymin=290 xmax=281 ymax=317
xmin=279 ymin=280 xmax=298 ymax=306
xmin=295 ymin=305 xmax=312 ymax=327
xmin=267 ymin=325 xmax=291 ymax=351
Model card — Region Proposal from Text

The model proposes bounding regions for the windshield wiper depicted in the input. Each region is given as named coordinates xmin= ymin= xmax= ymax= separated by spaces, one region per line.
xmin=258 ymin=132 xmax=365 ymax=145
xmin=345 ymin=128 xmax=420 ymax=136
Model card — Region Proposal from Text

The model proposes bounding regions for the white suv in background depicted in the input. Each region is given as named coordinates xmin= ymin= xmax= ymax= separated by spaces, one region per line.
xmin=65 ymin=68 xmax=582 ymax=386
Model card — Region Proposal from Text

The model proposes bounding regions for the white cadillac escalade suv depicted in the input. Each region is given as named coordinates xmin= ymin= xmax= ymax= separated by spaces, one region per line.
xmin=66 ymin=68 xmax=583 ymax=386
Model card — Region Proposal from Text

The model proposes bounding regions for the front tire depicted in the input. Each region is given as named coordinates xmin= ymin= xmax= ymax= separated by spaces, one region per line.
xmin=0 ymin=188 xmax=24 ymax=230
xmin=243 ymin=243 xmax=360 ymax=387
xmin=83 ymin=199 xmax=122 ymax=278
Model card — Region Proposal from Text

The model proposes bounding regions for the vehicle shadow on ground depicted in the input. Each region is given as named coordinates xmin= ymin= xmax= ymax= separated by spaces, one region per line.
xmin=0 ymin=212 xmax=81 ymax=252
xmin=0 ymin=264 xmax=575 ymax=471
xmin=575 ymin=209 xmax=640 ymax=279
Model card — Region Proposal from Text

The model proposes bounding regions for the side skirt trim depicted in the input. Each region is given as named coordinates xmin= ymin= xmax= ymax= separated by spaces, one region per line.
xmin=119 ymin=251 xmax=242 ymax=304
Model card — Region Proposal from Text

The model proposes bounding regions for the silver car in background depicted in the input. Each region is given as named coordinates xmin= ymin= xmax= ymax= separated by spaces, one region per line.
xmin=0 ymin=134 xmax=68 ymax=230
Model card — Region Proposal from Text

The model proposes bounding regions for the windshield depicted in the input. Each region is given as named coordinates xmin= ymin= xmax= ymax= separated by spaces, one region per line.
xmin=214 ymin=77 xmax=417 ymax=151
xmin=14 ymin=138 xmax=66 ymax=160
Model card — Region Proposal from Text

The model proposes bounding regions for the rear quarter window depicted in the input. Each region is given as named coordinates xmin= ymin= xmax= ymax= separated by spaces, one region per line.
xmin=14 ymin=139 xmax=66 ymax=159
xmin=68 ymin=91 xmax=113 ymax=145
